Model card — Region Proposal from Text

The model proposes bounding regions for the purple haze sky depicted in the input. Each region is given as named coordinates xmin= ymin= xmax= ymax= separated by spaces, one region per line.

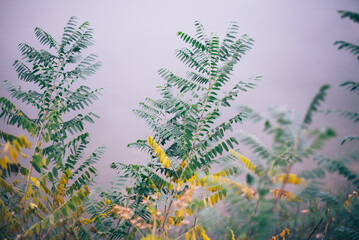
xmin=1 ymin=0 xmax=359 ymax=185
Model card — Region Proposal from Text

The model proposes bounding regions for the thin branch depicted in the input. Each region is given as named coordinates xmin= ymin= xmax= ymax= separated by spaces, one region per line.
xmin=321 ymin=209 xmax=330 ymax=240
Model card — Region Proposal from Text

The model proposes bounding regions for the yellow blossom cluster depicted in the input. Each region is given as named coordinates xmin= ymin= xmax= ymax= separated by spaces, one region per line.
xmin=0 ymin=134 xmax=31 ymax=169
xmin=270 ymin=228 xmax=290 ymax=240
xmin=271 ymin=189 xmax=300 ymax=202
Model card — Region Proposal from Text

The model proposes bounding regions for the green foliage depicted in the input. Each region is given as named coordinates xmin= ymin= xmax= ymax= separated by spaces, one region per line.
xmin=323 ymin=10 xmax=359 ymax=145
xmin=335 ymin=40 xmax=359 ymax=60
xmin=340 ymin=81 xmax=359 ymax=93
xmin=303 ymin=84 xmax=330 ymax=125
xmin=197 ymin=86 xmax=358 ymax=239
xmin=339 ymin=10 xmax=359 ymax=23
xmin=194 ymin=10 xmax=359 ymax=240
xmin=0 ymin=16 xmax=103 ymax=239
xmin=335 ymin=10 xmax=359 ymax=60
xmin=87 ymin=21 xmax=260 ymax=239
xmin=87 ymin=16 xmax=359 ymax=240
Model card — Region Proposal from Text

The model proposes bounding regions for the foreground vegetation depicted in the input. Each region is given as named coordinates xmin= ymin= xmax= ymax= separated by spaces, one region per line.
xmin=0 ymin=11 xmax=358 ymax=240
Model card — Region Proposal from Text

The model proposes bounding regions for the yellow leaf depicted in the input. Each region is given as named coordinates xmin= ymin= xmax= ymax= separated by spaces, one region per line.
xmin=163 ymin=157 xmax=170 ymax=169
xmin=147 ymin=136 xmax=154 ymax=148
xmin=185 ymin=232 xmax=190 ymax=240
xmin=29 ymin=202 xmax=38 ymax=209
xmin=62 ymin=177 xmax=68 ymax=185
xmin=202 ymin=230 xmax=211 ymax=240
xmin=0 ymin=158 xmax=7 ymax=169
xmin=272 ymin=189 xmax=300 ymax=202
xmin=30 ymin=177 xmax=37 ymax=183
xmin=13 ymin=179 xmax=19 ymax=186
xmin=104 ymin=198 xmax=111 ymax=205
xmin=9 ymin=148 xmax=18 ymax=163
xmin=179 ymin=208 xmax=185 ymax=218
xmin=177 ymin=181 xmax=183 ymax=191
xmin=275 ymin=174 xmax=306 ymax=186
xmin=191 ymin=229 xmax=196 ymax=240
xmin=195 ymin=225 xmax=201 ymax=236
xmin=168 ymin=216 xmax=174 ymax=225
xmin=228 ymin=227 xmax=235 ymax=240
xmin=36 ymin=223 xmax=41 ymax=235
xmin=177 ymin=219 xmax=182 ymax=226
xmin=158 ymin=150 xmax=165 ymax=162
xmin=19 ymin=134 xmax=28 ymax=147
xmin=13 ymin=140 xmax=21 ymax=152
xmin=208 ymin=197 xmax=213 ymax=207
xmin=28 ymin=229 xmax=33 ymax=237
xmin=27 ymin=184 xmax=33 ymax=197
xmin=84 ymin=185 xmax=90 ymax=194
xmin=65 ymin=169 xmax=72 ymax=177
xmin=3 ymin=142 xmax=10 ymax=153
xmin=279 ymin=228 xmax=290 ymax=239
xmin=147 ymin=136 xmax=171 ymax=169
xmin=156 ymin=192 xmax=161 ymax=200
xmin=186 ymin=208 xmax=191 ymax=216
xmin=203 ymin=199 xmax=207 ymax=208
xmin=210 ymin=195 xmax=215 ymax=205
xmin=22 ymin=153 xmax=27 ymax=158
xmin=154 ymin=145 xmax=160 ymax=156
xmin=181 ymin=159 xmax=186 ymax=167
xmin=215 ymin=193 xmax=219 ymax=202
xmin=229 ymin=150 xmax=263 ymax=176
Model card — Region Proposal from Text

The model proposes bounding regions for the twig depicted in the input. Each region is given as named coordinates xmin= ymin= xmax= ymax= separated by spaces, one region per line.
xmin=306 ymin=215 xmax=324 ymax=240
xmin=321 ymin=209 xmax=330 ymax=240
xmin=158 ymin=195 xmax=175 ymax=235
xmin=193 ymin=190 xmax=204 ymax=228
xmin=19 ymin=59 xmax=62 ymax=235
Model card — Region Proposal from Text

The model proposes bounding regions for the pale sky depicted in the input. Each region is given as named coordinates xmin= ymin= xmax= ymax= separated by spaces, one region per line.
xmin=1 ymin=0 xmax=359 ymax=185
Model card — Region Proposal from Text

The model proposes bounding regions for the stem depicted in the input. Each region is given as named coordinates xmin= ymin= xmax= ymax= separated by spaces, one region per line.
xmin=40 ymin=226 xmax=52 ymax=240
xmin=126 ymin=224 xmax=131 ymax=236
xmin=158 ymin=66 xmax=214 ymax=236
xmin=134 ymin=225 xmax=145 ymax=239
xmin=23 ymin=114 xmax=48 ymax=193
xmin=151 ymin=218 xmax=157 ymax=236
xmin=19 ymin=112 xmax=49 ymax=233
xmin=158 ymin=196 xmax=174 ymax=235
xmin=186 ymin=53 xmax=214 ymax=164
xmin=275 ymin=161 xmax=294 ymax=204
xmin=19 ymin=59 xmax=61 ymax=235
xmin=159 ymin=48 xmax=215 ymax=237
xmin=193 ymin=190 xmax=204 ymax=228
xmin=174 ymin=224 xmax=200 ymax=240
xmin=306 ymin=216 xmax=324 ymax=240
xmin=253 ymin=198 xmax=260 ymax=217
xmin=321 ymin=209 xmax=330 ymax=240
xmin=189 ymin=77 xmax=213 ymax=155
xmin=275 ymin=137 xmax=299 ymax=204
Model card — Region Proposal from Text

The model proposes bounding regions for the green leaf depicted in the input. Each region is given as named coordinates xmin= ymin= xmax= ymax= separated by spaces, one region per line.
xmin=303 ymin=84 xmax=330 ymax=124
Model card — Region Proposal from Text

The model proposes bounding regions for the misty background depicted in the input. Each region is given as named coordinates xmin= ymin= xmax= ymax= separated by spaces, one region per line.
xmin=1 ymin=0 xmax=359 ymax=186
